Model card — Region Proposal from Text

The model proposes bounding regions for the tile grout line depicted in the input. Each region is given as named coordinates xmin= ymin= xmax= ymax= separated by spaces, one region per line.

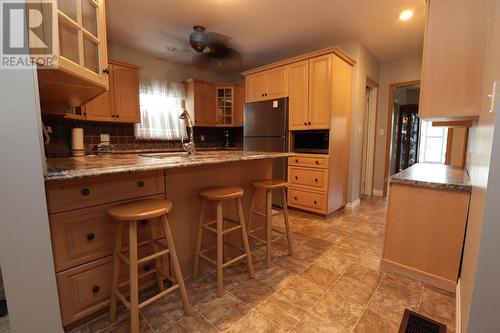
xmin=286 ymin=262 xmax=351 ymax=333
xmin=416 ymin=284 xmax=425 ymax=312
xmin=351 ymin=270 xmax=387 ymax=331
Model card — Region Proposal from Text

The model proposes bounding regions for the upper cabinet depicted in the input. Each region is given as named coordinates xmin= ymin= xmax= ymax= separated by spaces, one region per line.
xmin=419 ymin=0 xmax=491 ymax=120
xmin=83 ymin=60 xmax=140 ymax=123
xmin=185 ymin=79 xmax=245 ymax=127
xmin=245 ymin=66 xmax=288 ymax=103
xmin=37 ymin=0 xmax=109 ymax=107
xmin=288 ymin=55 xmax=333 ymax=130
xmin=185 ymin=79 xmax=216 ymax=126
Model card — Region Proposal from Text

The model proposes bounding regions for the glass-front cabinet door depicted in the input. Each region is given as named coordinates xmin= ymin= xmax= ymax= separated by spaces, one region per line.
xmin=215 ymin=86 xmax=233 ymax=126
xmin=55 ymin=0 xmax=108 ymax=88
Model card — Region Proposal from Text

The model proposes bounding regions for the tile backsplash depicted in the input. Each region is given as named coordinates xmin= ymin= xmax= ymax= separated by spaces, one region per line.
xmin=42 ymin=117 xmax=243 ymax=157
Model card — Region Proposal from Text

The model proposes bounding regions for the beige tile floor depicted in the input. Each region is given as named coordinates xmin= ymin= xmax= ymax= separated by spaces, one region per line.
xmin=68 ymin=196 xmax=456 ymax=333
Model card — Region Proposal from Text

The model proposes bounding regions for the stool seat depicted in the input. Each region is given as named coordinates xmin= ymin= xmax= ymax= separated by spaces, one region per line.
xmin=198 ymin=186 xmax=244 ymax=201
xmin=108 ymin=199 xmax=173 ymax=221
xmin=252 ymin=179 xmax=288 ymax=189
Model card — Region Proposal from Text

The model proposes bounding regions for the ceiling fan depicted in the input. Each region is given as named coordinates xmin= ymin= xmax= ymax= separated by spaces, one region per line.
xmin=157 ymin=26 xmax=242 ymax=70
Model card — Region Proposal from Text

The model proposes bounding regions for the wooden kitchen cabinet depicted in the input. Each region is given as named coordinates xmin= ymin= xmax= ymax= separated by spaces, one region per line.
xmin=308 ymin=54 xmax=332 ymax=129
xmin=233 ymin=82 xmax=245 ymax=126
xmin=419 ymin=0 xmax=490 ymax=120
xmin=83 ymin=60 xmax=140 ymax=123
xmin=37 ymin=0 xmax=109 ymax=107
xmin=288 ymin=60 xmax=309 ymax=130
xmin=185 ymin=79 xmax=216 ymax=126
xmin=288 ymin=55 xmax=333 ymax=130
xmin=245 ymin=66 xmax=288 ymax=103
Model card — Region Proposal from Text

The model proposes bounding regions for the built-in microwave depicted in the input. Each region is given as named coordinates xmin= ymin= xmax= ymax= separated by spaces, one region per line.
xmin=292 ymin=131 xmax=329 ymax=154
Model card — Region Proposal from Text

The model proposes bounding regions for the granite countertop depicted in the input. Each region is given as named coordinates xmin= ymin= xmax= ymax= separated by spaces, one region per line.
xmin=389 ymin=163 xmax=472 ymax=192
xmin=45 ymin=150 xmax=294 ymax=181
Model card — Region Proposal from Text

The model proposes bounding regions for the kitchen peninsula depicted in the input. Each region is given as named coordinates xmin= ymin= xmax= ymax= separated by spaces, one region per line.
xmin=44 ymin=150 xmax=291 ymax=326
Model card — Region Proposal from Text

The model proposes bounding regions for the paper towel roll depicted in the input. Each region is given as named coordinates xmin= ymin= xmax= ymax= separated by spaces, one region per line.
xmin=71 ymin=128 xmax=84 ymax=157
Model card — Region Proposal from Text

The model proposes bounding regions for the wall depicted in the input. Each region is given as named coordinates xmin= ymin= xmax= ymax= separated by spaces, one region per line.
xmin=372 ymin=55 xmax=422 ymax=194
xmin=0 ymin=41 xmax=63 ymax=333
xmin=108 ymin=43 xmax=242 ymax=83
xmin=460 ymin=0 xmax=500 ymax=331
xmin=336 ymin=41 xmax=380 ymax=204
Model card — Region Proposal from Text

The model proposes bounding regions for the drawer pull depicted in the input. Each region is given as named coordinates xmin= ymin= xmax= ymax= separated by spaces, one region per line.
xmin=140 ymin=220 xmax=148 ymax=226
xmin=92 ymin=286 xmax=100 ymax=293
xmin=314 ymin=200 xmax=318 ymax=205
xmin=86 ymin=233 xmax=95 ymax=241
xmin=294 ymin=197 xmax=298 ymax=201
xmin=315 ymin=178 xmax=319 ymax=182
xmin=81 ymin=188 xmax=90 ymax=196
xmin=137 ymin=180 xmax=145 ymax=188
xmin=295 ymin=159 xmax=299 ymax=163
xmin=315 ymin=161 xmax=319 ymax=165
xmin=295 ymin=176 xmax=298 ymax=180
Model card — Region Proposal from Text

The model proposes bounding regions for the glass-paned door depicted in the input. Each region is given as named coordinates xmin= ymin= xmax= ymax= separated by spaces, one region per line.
xmin=395 ymin=104 xmax=420 ymax=172
xmin=216 ymin=87 xmax=233 ymax=125
xmin=57 ymin=0 xmax=102 ymax=74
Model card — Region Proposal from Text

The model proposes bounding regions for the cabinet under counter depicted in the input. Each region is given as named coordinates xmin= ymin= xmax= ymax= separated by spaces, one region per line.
xmin=381 ymin=163 xmax=472 ymax=292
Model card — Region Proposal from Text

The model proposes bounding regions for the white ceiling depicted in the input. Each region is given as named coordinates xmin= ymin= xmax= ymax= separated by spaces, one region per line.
xmin=106 ymin=0 xmax=426 ymax=70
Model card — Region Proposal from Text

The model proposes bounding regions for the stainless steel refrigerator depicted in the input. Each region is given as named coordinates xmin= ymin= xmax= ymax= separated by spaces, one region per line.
xmin=244 ymin=98 xmax=288 ymax=205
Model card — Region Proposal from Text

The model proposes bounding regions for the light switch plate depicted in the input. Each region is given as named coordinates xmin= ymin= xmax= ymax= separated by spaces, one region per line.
xmin=273 ymin=100 xmax=278 ymax=108
xmin=488 ymin=81 xmax=498 ymax=113
xmin=100 ymin=133 xmax=110 ymax=143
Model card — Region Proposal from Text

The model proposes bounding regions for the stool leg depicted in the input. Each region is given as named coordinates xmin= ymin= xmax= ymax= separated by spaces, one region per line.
xmin=193 ymin=200 xmax=206 ymax=279
xmin=281 ymin=188 xmax=294 ymax=256
xmin=236 ymin=198 xmax=255 ymax=278
xmin=147 ymin=219 xmax=165 ymax=292
xmin=216 ymin=201 xmax=224 ymax=297
xmin=265 ymin=189 xmax=273 ymax=268
xmin=128 ymin=221 xmax=140 ymax=333
xmin=247 ymin=187 xmax=257 ymax=233
xmin=161 ymin=215 xmax=192 ymax=316
xmin=109 ymin=223 xmax=123 ymax=322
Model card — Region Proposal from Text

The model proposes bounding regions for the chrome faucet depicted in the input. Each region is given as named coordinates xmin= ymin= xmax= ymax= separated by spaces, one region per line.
xmin=179 ymin=110 xmax=196 ymax=155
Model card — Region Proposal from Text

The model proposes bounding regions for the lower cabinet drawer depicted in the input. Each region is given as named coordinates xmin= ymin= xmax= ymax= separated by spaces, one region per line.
xmin=57 ymin=251 xmax=162 ymax=326
xmin=288 ymin=187 xmax=327 ymax=213
xmin=50 ymin=195 xmax=165 ymax=272
xmin=288 ymin=166 xmax=328 ymax=191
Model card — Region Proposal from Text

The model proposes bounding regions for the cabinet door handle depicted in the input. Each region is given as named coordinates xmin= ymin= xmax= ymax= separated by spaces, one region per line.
xmin=140 ymin=220 xmax=148 ymax=226
xmin=103 ymin=68 xmax=110 ymax=74
xmin=314 ymin=200 xmax=317 ymax=205
xmin=92 ymin=285 xmax=100 ymax=293
xmin=86 ymin=233 xmax=95 ymax=241
xmin=295 ymin=176 xmax=298 ymax=180
xmin=315 ymin=161 xmax=319 ymax=165
xmin=304 ymin=122 xmax=307 ymax=126
xmin=294 ymin=197 xmax=298 ymax=201
xmin=308 ymin=122 xmax=311 ymax=125
xmin=81 ymin=188 xmax=90 ymax=196
xmin=315 ymin=178 xmax=319 ymax=182
xmin=295 ymin=159 xmax=299 ymax=163
xmin=137 ymin=180 xmax=145 ymax=188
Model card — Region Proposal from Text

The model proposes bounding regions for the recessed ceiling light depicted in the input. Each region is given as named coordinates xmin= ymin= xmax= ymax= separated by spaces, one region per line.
xmin=399 ymin=9 xmax=414 ymax=21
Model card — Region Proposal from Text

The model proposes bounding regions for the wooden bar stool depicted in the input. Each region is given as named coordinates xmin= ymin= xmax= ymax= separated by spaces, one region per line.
xmin=193 ymin=186 xmax=254 ymax=297
xmin=108 ymin=199 xmax=191 ymax=333
xmin=247 ymin=180 xmax=294 ymax=268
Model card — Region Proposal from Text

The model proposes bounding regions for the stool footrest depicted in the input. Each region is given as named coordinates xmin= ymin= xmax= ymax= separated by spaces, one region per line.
xmin=222 ymin=225 xmax=242 ymax=234
xmin=199 ymin=253 xmax=217 ymax=265
xmin=252 ymin=210 xmax=285 ymax=218
xmin=203 ymin=219 xmax=241 ymax=235
xmin=118 ymin=268 xmax=159 ymax=289
xmin=248 ymin=233 xmax=287 ymax=245
xmin=137 ymin=249 xmax=170 ymax=265
xmin=222 ymin=253 xmax=248 ymax=268
xmin=139 ymin=284 xmax=179 ymax=309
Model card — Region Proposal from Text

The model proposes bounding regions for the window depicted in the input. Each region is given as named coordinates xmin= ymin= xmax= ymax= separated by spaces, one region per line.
xmin=418 ymin=120 xmax=448 ymax=163
xmin=134 ymin=79 xmax=187 ymax=140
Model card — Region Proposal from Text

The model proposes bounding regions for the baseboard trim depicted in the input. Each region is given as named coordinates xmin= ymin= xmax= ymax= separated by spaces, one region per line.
xmin=373 ymin=189 xmax=384 ymax=197
xmin=345 ymin=198 xmax=361 ymax=210
xmin=380 ymin=258 xmax=456 ymax=293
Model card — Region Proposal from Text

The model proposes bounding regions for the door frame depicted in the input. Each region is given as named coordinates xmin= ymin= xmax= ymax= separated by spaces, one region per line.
xmin=383 ymin=80 xmax=421 ymax=195
xmin=359 ymin=76 xmax=379 ymax=197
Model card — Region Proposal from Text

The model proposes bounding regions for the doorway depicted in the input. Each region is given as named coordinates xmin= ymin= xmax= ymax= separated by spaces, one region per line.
xmin=383 ymin=81 xmax=421 ymax=194
xmin=360 ymin=78 xmax=378 ymax=197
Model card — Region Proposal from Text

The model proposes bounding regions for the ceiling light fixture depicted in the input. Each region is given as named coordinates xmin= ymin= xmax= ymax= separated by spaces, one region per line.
xmin=399 ymin=9 xmax=414 ymax=21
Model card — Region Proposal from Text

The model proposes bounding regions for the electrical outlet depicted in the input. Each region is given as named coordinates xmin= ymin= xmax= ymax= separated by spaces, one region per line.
xmin=200 ymin=135 xmax=205 ymax=142
xmin=100 ymin=133 xmax=110 ymax=143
